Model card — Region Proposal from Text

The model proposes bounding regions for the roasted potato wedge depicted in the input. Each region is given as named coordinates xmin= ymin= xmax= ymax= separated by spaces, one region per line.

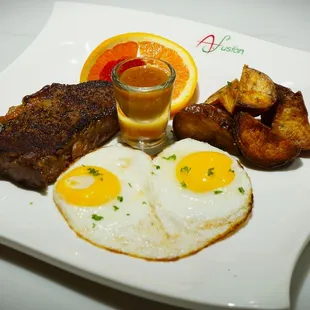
xmin=236 ymin=65 xmax=277 ymax=114
xmin=173 ymin=104 xmax=239 ymax=155
xmin=204 ymin=79 xmax=239 ymax=114
xmin=234 ymin=112 xmax=300 ymax=169
xmin=270 ymin=90 xmax=310 ymax=150
xmin=260 ymin=84 xmax=293 ymax=127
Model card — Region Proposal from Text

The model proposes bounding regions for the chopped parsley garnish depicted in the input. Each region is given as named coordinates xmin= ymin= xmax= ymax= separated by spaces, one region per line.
xmin=117 ymin=196 xmax=123 ymax=202
xmin=113 ymin=205 xmax=119 ymax=211
xmin=154 ymin=165 xmax=160 ymax=170
xmin=87 ymin=168 xmax=102 ymax=176
xmin=228 ymin=168 xmax=235 ymax=173
xmin=128 ymin=182 xmax=132 ymax=188
xmin=180 ymin=166 xmax=191 ymax=174
xmin=238 ymin=187 xmax=245 ymax=194
xmin=208 ymin=167 xmax=215 ymax=176
xmin=163 ymin=154 xmax=176 ymax=161
xmin=214 ymin=190 xmax=223 ymax=195
xmin=92 ymin=223 xmax=96 ymax=228
xmin=92 ymin=214 xmax=103 ymax=221
xmin=180 ymin=181 xmax=187 ymax=188
xmin=227 ymin=81 xmax=232 ymax=86
xmin=142 ymin=201 xmax=147 ymax=205
xmin=151 ymin=171 xmax=156 ymax=175
xmin=126 ymin=213 xmax=130 ymax=216
xmin=29 ymin=202 xmax=33 ymax=205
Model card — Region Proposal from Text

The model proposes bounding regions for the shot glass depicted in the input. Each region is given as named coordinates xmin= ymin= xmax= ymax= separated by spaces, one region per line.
xmin=111 ymin=57 xmax=176 ymax=153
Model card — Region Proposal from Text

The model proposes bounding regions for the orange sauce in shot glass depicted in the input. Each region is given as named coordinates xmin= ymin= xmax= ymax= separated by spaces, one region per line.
xmin=112 ymin=57 xmax=176 ymax=153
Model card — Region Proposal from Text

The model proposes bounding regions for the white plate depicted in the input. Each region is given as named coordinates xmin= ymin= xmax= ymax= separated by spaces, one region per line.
xmin=0 ymin=2 xmax=310 ymax=309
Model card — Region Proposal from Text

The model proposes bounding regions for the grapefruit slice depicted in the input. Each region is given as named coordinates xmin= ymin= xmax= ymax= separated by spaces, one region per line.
xmin=80 ymin=32 xmax=198 ymax=115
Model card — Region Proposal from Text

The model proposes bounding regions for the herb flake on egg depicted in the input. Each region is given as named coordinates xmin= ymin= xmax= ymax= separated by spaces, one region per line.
xmin=180 ymin=166 xmax=191 ymax=174
xmin=87 ymin=167 xmax=102 ymax=176
xmin=92 ymin=214 xmax=103 ymax=221
xmin=208 ymin=167 xmax=214 ymax=176
xmin=238 ymin=187 xmax=245 ymax=194
xmin=214 ymin=190 xmax=223 ymax=195
xmin=180 ymin=181 xmax=187 ymax=188
xmin=163 ymin=154 xmax=176 ymax=161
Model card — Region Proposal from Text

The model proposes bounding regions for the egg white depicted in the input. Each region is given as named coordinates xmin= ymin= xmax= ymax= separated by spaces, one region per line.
xmin=54 ymin=140 xmax=253 ymax=261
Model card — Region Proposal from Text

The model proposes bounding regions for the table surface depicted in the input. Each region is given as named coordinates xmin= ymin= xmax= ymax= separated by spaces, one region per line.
xmin=0 ymin=1 xmax=310 ymax=309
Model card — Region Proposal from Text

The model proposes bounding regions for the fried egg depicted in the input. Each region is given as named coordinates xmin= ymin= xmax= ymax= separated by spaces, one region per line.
xmin=53 ymin=145 xmax=168 ymax=259
xmin=53 ymin=140 xmax=253 ymax=261
xmin=149 ymin=138 xmax=253 ymax=258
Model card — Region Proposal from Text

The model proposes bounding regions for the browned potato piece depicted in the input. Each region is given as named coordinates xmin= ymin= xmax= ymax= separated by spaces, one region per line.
xmin=236 ymin=65 xmax=277 ymax=114
xmin=271 ymin=90 xmax=310 ymax=150
xmin=173 ymin=104 xmax=239 ymax=155
xmin=234 ymin=112 xmax=300 ymax=169
xmin=204 ymin=79 xmax=239 ymax=114
xmin=260 ymin=84 xmax=292 ymax=127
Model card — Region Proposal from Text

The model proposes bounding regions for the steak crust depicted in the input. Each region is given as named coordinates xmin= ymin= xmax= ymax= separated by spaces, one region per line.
xmin=0 ymin=80 xmax=119 ymax=190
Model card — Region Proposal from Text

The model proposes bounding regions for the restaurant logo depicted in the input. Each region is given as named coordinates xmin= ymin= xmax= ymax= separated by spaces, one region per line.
xmin=197 ymin=34 xmax=244 ymax=55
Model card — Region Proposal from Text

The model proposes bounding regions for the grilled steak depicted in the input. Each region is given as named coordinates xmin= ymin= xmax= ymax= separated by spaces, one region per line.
xmin=0 ymin=80 xmax=119 ymax=190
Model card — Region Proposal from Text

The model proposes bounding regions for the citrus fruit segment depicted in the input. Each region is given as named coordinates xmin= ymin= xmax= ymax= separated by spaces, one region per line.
xmin=85 ymin=41 xmax=138 ymax=82
xmin=80 ymin=32 xmax=198 ymax=115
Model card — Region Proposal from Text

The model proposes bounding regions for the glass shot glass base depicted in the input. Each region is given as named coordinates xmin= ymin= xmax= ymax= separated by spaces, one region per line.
xmin=120 ymin=133 xmax=168 ymax=155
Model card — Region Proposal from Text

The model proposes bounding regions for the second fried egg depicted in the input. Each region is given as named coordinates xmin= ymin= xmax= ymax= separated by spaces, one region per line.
xmin=149 ymin=138 xmax=253 ymax=257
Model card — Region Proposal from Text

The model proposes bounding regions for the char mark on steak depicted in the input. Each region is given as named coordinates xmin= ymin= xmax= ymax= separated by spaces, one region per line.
xmin=0 ymin=80 xmax=119 ymax=190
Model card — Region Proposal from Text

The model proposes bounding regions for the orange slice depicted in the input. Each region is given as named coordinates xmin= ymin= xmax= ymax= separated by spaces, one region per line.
xmin=80 ymin=32 xmax=198 ymax=115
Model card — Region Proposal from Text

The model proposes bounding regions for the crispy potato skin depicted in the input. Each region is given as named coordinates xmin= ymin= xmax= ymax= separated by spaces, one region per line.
xmin=260 ymin=84 xmax=292 ymax=127
xmin=204 ymin=79 xmax=239 ymax=114
xmin=234 ymin=112 xmax=300 ymax=168
xmin=173 ymin=104 xmax=240 ymax=155
xmin=236 ymin=65 xmax=277 ymax=114
xmin=271 ymin=90 xmax=310 ymax=150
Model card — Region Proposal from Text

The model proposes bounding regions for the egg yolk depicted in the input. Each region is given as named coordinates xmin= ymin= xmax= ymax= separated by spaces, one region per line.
xmin=176 ymin=152 xmax=235 ymax=193
xmin=56 ymin=165 xmax=121 ymax=206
